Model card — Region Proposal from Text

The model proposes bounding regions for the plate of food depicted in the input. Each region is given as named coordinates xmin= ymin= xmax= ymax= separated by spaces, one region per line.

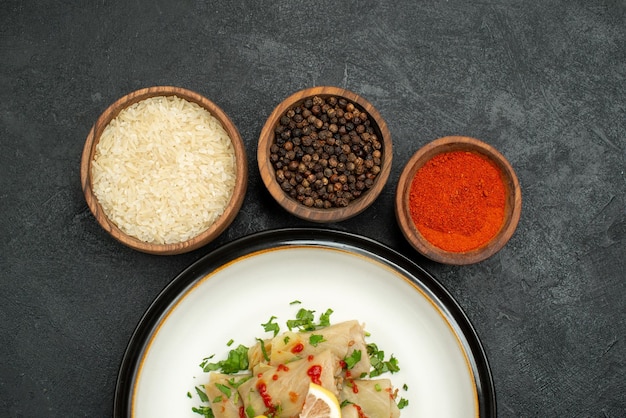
xmin=114 ymin=228 xmax=496 ymax=417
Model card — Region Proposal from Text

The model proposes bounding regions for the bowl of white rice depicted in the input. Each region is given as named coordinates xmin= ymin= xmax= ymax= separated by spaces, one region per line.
xmin=80 ymin=86 xmax=248 ymax=255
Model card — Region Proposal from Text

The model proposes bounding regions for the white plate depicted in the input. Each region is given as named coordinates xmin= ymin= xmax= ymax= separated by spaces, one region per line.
xmin=114 ymin=228 xmax=495 ymax=417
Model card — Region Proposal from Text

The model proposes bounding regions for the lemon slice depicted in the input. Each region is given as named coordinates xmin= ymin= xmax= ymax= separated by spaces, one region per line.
xmin=299 ymin=382 xmax=341 ymax=418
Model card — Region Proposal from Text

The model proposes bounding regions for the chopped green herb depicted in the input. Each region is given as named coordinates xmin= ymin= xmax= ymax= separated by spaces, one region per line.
xmin=387 ymin=355 xmax=400 ymax=373
xmin=199 ymin=354 xmax=215 ymax=369
xmin=343 ymin=350 xmax=362 ymax=370
xmin=309 ymin=334 xmax=326 ymax=347
xmin=212 ymin=395 xmax=222 ymax=403
xmin=215 ymin=383 xmax=231 ymax=398
xmin=287 ymin=308 xmax=316 ymax=331
xmin=375 ymin=383 xmax=381 ymax=392
xmin=398 ymin=397 xmax=409 ymax=409
xmin=283 ymin=335 xmax=291 ymax=345
xmin=192 ymin=405 xmax=215 ymax=417
xmin=195 ymin=386 xmax=209 ymax=403
xmin=367 ymin=343 xmax=400 ymax=377
xmin=245 ymin=405 xmax=256 ymax=417
xmin=261 ymin=316 xmax=280 ymax=337
xmin=318 ymin=308 xmax=333 ymax=327
xmin=226 ymin=339 xmax=234 ymax=347
xmin=340 ymin=399 xmax=353 ymax=408
xmin=228 ymin=376 xmax=251 ymax=389
xmin=290 ymin=300 xmax=302 ymax=305
xmin=202 ymin=344 xmax=249 ymax=374
xmin=257 ymin=338 xmax=270 ymax=362
xmin=286 ymin=307 xmax=334 ymax=331
xmin=187 ymin=391 xmax=192 ymax=399
xmin=403 ymin=383 xmax=409 ymax=391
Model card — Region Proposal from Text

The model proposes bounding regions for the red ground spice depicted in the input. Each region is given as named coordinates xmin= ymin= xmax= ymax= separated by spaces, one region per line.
xmin=409 ymin=150 xmax=506 ymax=252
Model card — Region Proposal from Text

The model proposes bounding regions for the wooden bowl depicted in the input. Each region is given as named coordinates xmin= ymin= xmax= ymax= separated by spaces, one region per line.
xmin=80 ymin=86 xmax=248 ymax=255
xmin=395 ymin=136 xmax=521 ymax=265
xmin=258 ymin=86 xmax=392 ymax=222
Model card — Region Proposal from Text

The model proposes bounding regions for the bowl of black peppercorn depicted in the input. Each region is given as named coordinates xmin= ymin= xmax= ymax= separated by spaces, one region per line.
xmin=258 ymin=86 xmax=392 ymax=223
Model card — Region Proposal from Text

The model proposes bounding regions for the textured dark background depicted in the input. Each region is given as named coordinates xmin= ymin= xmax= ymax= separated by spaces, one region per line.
xmin=1 ymin=0 xmax=624 ymax=416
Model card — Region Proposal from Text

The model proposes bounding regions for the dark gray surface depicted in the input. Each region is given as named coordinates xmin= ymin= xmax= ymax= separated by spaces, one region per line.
xmin=1 ymin=0 xmax=624 ymax=416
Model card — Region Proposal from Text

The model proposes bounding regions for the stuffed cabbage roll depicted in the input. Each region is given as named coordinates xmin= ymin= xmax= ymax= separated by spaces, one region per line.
xmin=238 ymin=349 xmax=339 ymax=418
xmin=340 ymin=378 xmax=401 ymax=418
xmin=250 ymin=320 xmax=370 ymax=378
xmin=204 ymin=373 xmax=250 ymax=418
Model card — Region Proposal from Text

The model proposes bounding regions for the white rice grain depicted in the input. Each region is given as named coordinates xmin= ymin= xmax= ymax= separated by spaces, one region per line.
xmin=91 ymin=95 xmax=236 ymax=245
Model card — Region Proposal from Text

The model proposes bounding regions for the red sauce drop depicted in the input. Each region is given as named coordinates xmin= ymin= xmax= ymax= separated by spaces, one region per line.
xmin=256 ymin=381 xmax=275 ymax=414
xmin=238 ymin=406 xmax=246 ymax=418
xmin=353 ymin=404 xmax=367 ymax=418
xmin=307 ymin=365 xmax=322 ymax=385
xmin=272 ymin=363 xmax=289 ymax=381
xmin=291 ymin=342 xmax=304 ymax=353
xmin=307 ymin=354 xmax=314 ymax=361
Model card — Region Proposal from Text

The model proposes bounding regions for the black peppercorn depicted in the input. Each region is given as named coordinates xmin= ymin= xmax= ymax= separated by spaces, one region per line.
xmin=269 ymin=95 xmax=383 ymax=209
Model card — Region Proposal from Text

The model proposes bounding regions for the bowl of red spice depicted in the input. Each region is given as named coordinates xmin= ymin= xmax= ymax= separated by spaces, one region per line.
xmin=258 ymin=86 xmax=392 ymax=223
xmin=395 ymin=136 xmax=521 ymax=265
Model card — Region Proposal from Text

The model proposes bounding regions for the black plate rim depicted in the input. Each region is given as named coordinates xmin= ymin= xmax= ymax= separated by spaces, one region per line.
xmin=113 ymin=227 xmax=497 ymax=417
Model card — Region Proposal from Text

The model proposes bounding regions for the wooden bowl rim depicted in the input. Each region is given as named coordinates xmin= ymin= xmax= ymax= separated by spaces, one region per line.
xmin=257 ymin=86 xmax=392 ymax=223
xmin=395 ymin=135 xmax=522 ymax=265
xmin=80 ymin=86 xmax=248 ymax=255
